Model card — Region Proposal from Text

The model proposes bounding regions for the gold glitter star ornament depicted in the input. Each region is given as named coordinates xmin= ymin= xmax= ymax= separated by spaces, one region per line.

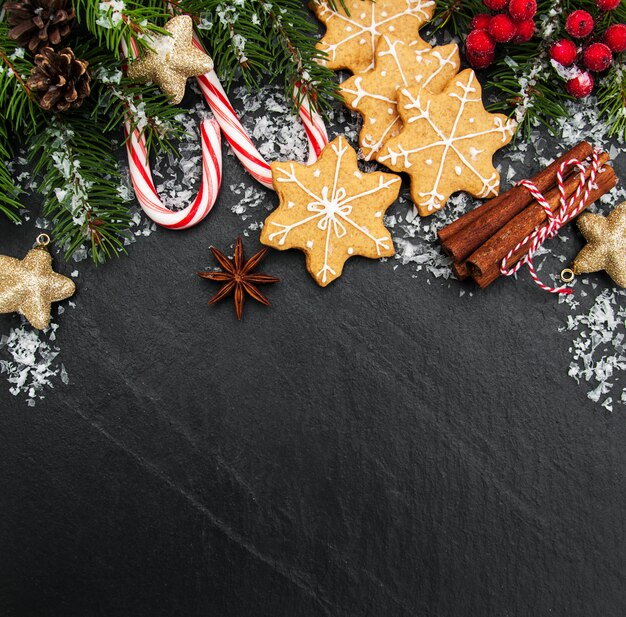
xmin=127 ymin=15 xmax=213 ymax=105
xmin=0 ymin=235 xmax=75 ymax=330
xmin=573 ymin=202 xmax=626 ymax=288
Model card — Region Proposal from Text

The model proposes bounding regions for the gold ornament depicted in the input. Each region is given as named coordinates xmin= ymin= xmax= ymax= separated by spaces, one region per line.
xmin=572 ymin=201 xmax=626 ymax=288
xmin=127 ymin=15 xmax=213 ymax=105
xmin=0 ymin=234 xmax=76 ymax=330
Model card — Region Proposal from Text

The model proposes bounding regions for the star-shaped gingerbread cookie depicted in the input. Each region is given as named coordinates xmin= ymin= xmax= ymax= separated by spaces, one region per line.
xmin=260 ymin=136 xmax=401 ymax=286
xmin=0 ymin=245 xmax=75 ymax=330
xmin=127 ymin=15 xmax=213 ymax=105
xmin=311 ymin=0 xmax=435 ymax=73
xmin=377 ymin=69 xmax=516 ymax=216
xmin=573 ymin=202 xmax=626 ymax=287
xmin=340 ymin=36 xmax=460 ymax=160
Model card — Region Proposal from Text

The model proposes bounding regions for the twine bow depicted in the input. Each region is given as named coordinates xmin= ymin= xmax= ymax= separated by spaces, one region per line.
xmin=500 ymin=148 xmax=602 ymax=295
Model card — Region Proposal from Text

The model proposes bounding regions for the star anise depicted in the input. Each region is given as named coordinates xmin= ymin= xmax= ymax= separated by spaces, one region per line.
xmin=197 ymin=237 xmax=280 ymax=320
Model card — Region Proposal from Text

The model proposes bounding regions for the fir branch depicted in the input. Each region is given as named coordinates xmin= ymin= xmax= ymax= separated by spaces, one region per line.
xmin=430 ymin=0 xmax=484 ymax=35
xmin=30 ymin=116 xmax=132 ymax=264
xmin=192 ymin=0 xmax=340 ymax=113
xmin=0 ymin=22 xmax=41 ymax=134
xmin=597 ymin=62 xmax=626 ymax=141
xmin=0 ymin=121 xmax=22 ymax=224
xmin=487 ymin=47 xmax=570 ymax=140
xmin=73 ymin=0 xmax=171 ymax=59
xmin=90 ymin=61 xmax=186 ymax=155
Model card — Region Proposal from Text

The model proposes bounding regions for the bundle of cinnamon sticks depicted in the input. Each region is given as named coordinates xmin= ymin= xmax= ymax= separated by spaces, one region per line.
xmin=438 ymin=141 xmax=617 ymax=288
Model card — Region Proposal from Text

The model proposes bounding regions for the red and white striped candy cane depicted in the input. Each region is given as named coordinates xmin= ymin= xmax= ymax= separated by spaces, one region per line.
xmin=500 ymin=148 xmax=601 ymax=295
xmin=125 ymin=117 xmax=222 ymax=229
xmin=122 ymin=36 xmax=223 ymax=230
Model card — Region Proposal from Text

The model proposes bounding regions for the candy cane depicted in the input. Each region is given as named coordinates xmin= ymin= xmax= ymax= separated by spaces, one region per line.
xmin=125 ymin=118 xmax=222 ymax=229
xmin=121 ymin=37 xmax=223 ymax=230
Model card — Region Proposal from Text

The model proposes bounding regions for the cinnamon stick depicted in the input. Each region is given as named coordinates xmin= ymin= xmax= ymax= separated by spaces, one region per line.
xmin=468 ymin=160 xmax=616 ymax=288
xmin=438 ymin=141 xmax=594 ymax=262
xmin=451 ymin=261 xmax=470 ymax=280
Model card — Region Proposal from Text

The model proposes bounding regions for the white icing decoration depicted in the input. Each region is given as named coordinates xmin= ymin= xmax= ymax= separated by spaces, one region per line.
xmin=347 ymin=247 xmax=354 ymax=254
xmin=469 ymin=146 xmax=483 ymax=160
xmin=455 ymin=165 xmax=462 ymax=175
xmin=307 ymin=240 xmax=314 ymax=248
xmin=378 ymin=71 xmax=515 ymax=212
xmin=313 ymin=169 xmax=321 ymax=177
xmin=270 ymin=138 xmax=399 ymax=284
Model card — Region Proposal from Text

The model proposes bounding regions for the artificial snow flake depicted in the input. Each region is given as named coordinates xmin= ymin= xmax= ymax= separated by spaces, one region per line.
xmin=0 ymin=322 xmax=68 ymax=407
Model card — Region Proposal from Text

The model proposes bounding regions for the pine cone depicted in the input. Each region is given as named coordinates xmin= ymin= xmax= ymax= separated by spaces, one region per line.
xmin=27 ymin=47 xmax=91 ymax=112
xmin=3 ymin=0 xmax=75 ymax=52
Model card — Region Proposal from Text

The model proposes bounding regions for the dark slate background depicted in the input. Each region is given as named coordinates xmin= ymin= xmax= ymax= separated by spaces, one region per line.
xmin=1 ymin=33 xmax=626 ymax=617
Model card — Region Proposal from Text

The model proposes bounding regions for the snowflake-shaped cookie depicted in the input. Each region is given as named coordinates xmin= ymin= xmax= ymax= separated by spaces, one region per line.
xmin=341 ymin=36 xmax=460 ymax=161
xmin=261 ymin=136 xmax=401 ymax=286
xmin=311 ymin=0 xmax=435 ymax=74
xmin=377 ymin=69 xmax=516 ymax=216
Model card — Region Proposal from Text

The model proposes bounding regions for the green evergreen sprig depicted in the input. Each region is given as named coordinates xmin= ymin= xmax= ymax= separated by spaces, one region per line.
xmin=0 ymin=21 xmax=42 ymax=134
xmin=73 ymin=0 xmax=171 ymax=59
xmin=189 ymin=0 xmax=339 ymax=113
xmin=30 ymin=115 xmax=132 ymax=263
xmin=0 ymin=121 xmax=22 ymax=223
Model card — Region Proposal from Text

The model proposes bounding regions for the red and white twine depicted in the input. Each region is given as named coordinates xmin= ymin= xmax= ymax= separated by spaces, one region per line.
xmin=121 ymin=34 xmax=329 ymax=228
xmin=500 ymin=148 xmax=602 ymax=295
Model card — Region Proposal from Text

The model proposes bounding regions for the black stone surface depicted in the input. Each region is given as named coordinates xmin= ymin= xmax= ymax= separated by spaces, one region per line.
xmin=1 ymin=69 xmax=626 ymax=617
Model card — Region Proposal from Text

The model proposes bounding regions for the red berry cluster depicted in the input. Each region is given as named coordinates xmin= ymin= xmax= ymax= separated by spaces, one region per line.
xmin=550 ymin=3 xmax=626 ymax=99
xmin=466 ymin=0 xmax=537 ymax=69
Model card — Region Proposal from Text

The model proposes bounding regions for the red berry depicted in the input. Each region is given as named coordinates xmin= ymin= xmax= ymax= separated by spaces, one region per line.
xmin=470 ymin=13 xmax=492 ymax=30
xmin=596 ymin=0 xmax=620 ymax=11
xmin=550 ymin=39 xmax=578 ymax=66
xmin=604 ymin=24 xmax=626 ymax=53
xmin=488 ymin=13 xmax=516 ymax=43
xmin=566 ymin=71 xmax=594 ymax=98
xmin=466 ymin=29 xmax=496 ymax=57
xmin=565 ymin=10 xmax=595 ymax=39
xmin=512 ymin=19 xmax=535 ymax=42
xmin=467 ymin=49 xmax=495 ymax=69
xmin=508 ymin=0 xmax=537 ymax=22
xmin=583 ymin=42 xmax=613 ymax=71
xmin=483 ymin=0 xmax=508 ymax=10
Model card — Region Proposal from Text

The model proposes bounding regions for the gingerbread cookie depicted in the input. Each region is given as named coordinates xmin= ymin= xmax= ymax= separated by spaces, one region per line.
xmin=377 ymin=69 xmax=516 ymax=216
xmin=341 ymin=36 xmax=460 ymax=161
xmin=261 ymin=136 xmax=401 ymax=286
xmin=311 ymin=0 xmax=435 ymax=74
